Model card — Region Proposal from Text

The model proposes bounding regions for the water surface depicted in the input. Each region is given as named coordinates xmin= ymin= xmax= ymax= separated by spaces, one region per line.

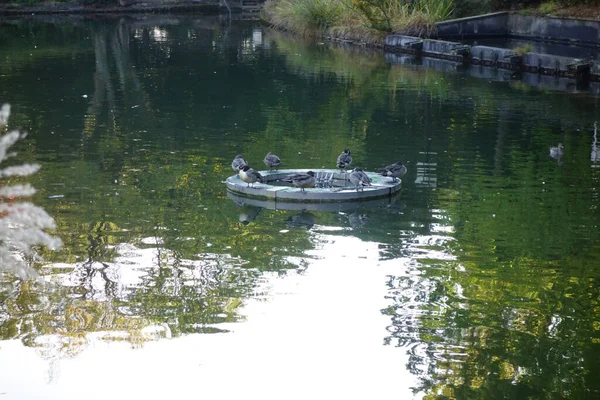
xmin=1 ymin=14 xmax=600 ymax=399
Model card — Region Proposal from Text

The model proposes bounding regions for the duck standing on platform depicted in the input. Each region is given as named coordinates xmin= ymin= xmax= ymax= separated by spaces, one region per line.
xmin=282 ymin=171 xmax=316 ymax=192
xmin=549 ymin=143 xmax=564 ymax=159
xmin=337 ymin=148 xmax=352 ymax=171
xmin=263 ymin=152 xmax=282 ymax=170
xmin=380 ymin=161 xmax=407 ymax=182
xmin=232 ymin=154 xmax=248 ymax=172
xmin=239 ymin=165 xmax=264 ymax=188
xmin=349 ymin=167 xmax=372 ymax=191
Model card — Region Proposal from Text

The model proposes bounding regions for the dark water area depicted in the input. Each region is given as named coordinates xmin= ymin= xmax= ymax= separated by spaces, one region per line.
xmin=1 ymin=14 xmax=600 ymax=399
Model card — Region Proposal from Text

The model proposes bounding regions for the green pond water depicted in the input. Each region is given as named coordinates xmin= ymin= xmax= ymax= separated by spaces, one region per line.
xmin=1 ymin=15 xmax=600 ymax=400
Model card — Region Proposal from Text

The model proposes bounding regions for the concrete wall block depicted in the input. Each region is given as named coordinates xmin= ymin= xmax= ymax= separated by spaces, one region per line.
xmin=384 ymin=34 xmax=422 ymax=50
xmin=436 ymin=12 xmax=509 ymax=38
xmin=508 ymin=14 xmax=600 ymax=46
xmin=471 ymin=45 xmax=517 ymax=63
xmin=522 ymin=52 xmax=581 ymax=72
xmin=421 ymin=39 xmax=469 ymax=59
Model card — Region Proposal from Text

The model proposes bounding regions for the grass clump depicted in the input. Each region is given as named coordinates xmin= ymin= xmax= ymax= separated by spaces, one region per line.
xmin=264 ymin=0 xmax=456 ymax=40
xmin=395 ymin=0 xmax=455 ymax=36
xmin=264 ymin=0 xmax=346 ymax=35
xmin=514 ymin=43 xmax=533 ymax=55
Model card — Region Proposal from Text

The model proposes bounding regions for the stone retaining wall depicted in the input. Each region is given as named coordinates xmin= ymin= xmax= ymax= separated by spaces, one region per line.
xmin=436 ymin=12 xmax=600 ymax=47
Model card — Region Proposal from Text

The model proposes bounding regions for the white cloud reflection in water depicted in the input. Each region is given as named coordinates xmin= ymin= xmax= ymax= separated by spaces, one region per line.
xmin=0 ymin=231 xmax=447 ymax=399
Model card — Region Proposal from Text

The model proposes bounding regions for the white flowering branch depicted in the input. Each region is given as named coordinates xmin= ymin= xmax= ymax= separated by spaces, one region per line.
xmin=0 ymin=103 xmax=62 ymax=280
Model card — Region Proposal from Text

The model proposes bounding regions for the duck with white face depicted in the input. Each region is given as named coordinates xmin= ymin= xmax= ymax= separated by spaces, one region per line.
xmin=282 ymin=171 xmax=316 ymax=192
xmin=238 ymin=165 xmax=264 ymax=188
xmin=232 ymin=154 xmax=248 ymax=172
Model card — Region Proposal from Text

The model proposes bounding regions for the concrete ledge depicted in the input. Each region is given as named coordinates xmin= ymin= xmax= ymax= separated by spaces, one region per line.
xmin=436 ymin=12 xmax=600 ymax=48
xmin=522 ymin=52 xmax=589 ymax=77
xmin=384 ymin=35 xmax=423 ymax=53
xmin=471 ymin=45 xmax=521 ymax=69
xmin=422 ymin=39 xmax=470 ymax=62
xmin=384 ymin=38 xmax=596 ymax=81
xmin=226 ymin=169 xmax=402 ymax=203
xmin=385 ymin=35 xmax=469 ymax=62
xmin=508 ymin=14 xmax=600 ymax=48
xmin=430 ymin=12 xmax=600 ymax=80
xmin=436 ymin=11 xmax=510 ymax=39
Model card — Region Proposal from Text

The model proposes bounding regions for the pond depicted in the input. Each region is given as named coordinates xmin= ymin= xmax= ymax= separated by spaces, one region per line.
xmin=1 ymin=14 xmax=600 ymax=399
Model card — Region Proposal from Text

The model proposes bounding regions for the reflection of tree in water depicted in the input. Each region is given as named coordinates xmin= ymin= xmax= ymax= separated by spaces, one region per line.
xmin=0 ymin=18 xmax=293 ymax=363
xmin=86 ymin=18 xmax=155 ymax=138
xmin=1 ymin=238 xmax=261 ymax=353
xmin=383 ymin=255 xmax=600 ymax=399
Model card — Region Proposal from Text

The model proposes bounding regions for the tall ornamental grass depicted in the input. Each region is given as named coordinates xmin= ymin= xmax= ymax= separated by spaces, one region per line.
xmin=264 ymin=0 xmax=346 ymax=35
xmin=264 ymin=0 xmax=455 ymax=38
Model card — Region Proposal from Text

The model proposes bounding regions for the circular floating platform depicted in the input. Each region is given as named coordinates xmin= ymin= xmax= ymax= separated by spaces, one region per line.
xmin=227 ymin=190 xmax=402 ymax=212
xmin=226 ymin=169 xmax=402 ymax=203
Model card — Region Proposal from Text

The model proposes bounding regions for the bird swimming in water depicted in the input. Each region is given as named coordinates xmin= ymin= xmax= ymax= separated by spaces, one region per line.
xmin=238 ymin=165 xmax=264 ymax=188
xmin=232 ymin=154 xmax=248 ymax=172
xmin=337 ymin=148 xmax=352 ymax=171
xmin=349 ymin=167 xmax=372 ymax=191
xmin=380 ymin=161 xmax=407 ymax=182
xmin=549 ymin=143 xmax=564 ymax=159
xmin=263 ymin=152 xmax=282 ymax=170
xmin=281 ymin=171 xmax=316 ymax=192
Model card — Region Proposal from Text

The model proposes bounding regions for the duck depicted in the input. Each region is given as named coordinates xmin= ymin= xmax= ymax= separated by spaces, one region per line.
xmin=349 ymin=167 xmax=372 ymax=191
xmin=336 ymin=148 xmax=352 ymax=170
xmin=549 ymin=143 xmax=564 ymax=159
xmin=380 ymin=161 xmax=407 ymax=182
xmin=263 ymin=152 xmax=282 ymax=170
xmin=281 ymin=171 xmax=316 ymax=192
xmin=238 ymin=165 xmax=264 ymax=188
xmin=231 ymin=154 xmax=248 ymax=172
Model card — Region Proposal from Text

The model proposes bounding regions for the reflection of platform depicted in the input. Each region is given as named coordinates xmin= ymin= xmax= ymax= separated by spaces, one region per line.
xmin=227 ymin=190 xmax=402 ymax=212
xmin=226 ymin=169 xmax=402 ymax=203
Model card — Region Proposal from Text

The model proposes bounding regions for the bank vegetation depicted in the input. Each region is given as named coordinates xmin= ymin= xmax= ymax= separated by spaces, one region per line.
xmin=262 ymin=0 xmax=599 ymax=42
